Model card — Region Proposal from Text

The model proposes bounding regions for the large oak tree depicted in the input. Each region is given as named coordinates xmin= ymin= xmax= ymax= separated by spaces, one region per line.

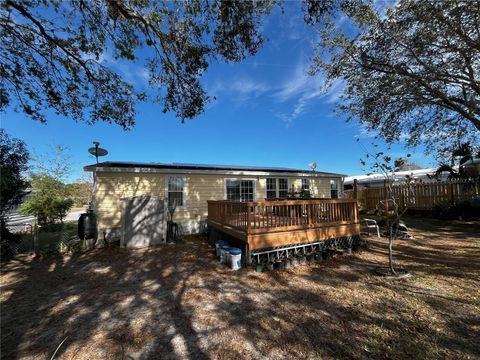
xmin=0 ymin=0 xmax=274 ymax=128
xmin=306 ymin=0 xmax=480 ymax=155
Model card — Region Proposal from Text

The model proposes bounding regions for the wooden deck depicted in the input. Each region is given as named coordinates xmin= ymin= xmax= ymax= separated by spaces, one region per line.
xmin=207 ymin=199 xmax=360 ymax=251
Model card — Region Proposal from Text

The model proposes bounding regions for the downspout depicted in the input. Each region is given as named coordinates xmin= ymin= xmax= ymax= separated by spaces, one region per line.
xmin=89 ymin=168 xmax=97 ymax=213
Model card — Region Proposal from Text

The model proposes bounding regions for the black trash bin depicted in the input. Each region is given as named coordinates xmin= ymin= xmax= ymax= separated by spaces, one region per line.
xmin=78 ymin=211 xmax=96 ymax=240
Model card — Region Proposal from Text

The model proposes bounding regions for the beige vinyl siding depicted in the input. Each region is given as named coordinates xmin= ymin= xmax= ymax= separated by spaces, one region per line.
xmin=311 ymin=178 xmax=333 ymax=197
xmin=95 ymin=172 xmax=166 ymax=230
xmin=94 ymin=172 xmax=342 ymax=235
xmin=172 ymin=175 xmax=225 ymax=223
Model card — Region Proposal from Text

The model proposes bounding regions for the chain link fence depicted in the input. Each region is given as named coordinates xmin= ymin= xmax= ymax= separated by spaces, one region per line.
xmin=3 ymin=222 xmax=82 ymax=257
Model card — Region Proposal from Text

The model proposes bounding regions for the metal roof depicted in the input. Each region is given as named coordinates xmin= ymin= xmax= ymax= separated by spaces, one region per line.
xmin=344 ymin=168 xmax=448 ymax=185
xmin=84 ymin=161 xmax=346 ymax=177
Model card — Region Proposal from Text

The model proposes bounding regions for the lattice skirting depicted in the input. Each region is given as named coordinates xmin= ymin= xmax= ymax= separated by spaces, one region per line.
xmin=249 ymin=235 xmax=361 ymax=265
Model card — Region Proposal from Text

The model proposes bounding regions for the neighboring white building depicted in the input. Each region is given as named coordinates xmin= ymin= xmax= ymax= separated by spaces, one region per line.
xmin=344 ymin=168 xmax=450 ymax=189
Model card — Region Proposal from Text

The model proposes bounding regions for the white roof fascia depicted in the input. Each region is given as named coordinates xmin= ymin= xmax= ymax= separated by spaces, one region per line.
xmin=89 ymin=166 xmax=344 ymax=178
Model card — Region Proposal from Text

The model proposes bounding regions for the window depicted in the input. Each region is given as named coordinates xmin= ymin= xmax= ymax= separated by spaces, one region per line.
xmin=226 ymin=179 xmax=255 ymax=202
xmin=168 ymin=176 xmax=184 ymax=207
xmin=301 ymin=178 xmax=311 ymax=192
xmin=278 ymin=178 xmax=289 ymax=198
xmin=330 ymin=179 xmax=338 ymax=199
xmin=266 ymin=178 xmax=277 ymax=199
xmin=266 ymin=178 xmax=289 ymax=199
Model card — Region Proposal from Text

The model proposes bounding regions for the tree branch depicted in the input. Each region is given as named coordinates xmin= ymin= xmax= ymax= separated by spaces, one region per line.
xmin=5 ymin=0 xmax=96 ymax=82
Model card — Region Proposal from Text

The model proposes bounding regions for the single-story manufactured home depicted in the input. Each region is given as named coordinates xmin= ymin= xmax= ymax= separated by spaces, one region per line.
xmin=84 ymin=161 xmax=347 ymax=246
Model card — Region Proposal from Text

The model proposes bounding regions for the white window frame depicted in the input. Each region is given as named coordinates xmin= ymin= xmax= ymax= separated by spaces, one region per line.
xmin=266 ymin=178 xmax=277 ymax=199
xmin=224 ymin=178 xmax=256 ymax=202
xmin=330 ymin=179 xmax=339 ymax=199
xmin=301 ymin=178 xmax=311 ymax=192
xmin=265 ymin=178 xmax=289 ymax=199
xmin=167 ymin=176 xmax=185 ymax=208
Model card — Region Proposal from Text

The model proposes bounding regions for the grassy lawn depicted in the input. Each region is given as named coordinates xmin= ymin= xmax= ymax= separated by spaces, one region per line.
xmin=1 ymin=217 xmax=479 ymax=359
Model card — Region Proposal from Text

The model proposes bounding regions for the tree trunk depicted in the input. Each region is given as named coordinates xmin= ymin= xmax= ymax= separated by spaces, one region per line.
xmin=388 ymin=233 xmax=396 ymax=275
xmin=387 ymin=219 xmax=396 ymax=275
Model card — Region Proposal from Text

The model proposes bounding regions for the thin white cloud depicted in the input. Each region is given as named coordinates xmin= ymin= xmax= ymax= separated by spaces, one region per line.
xmin=273 ymin=58 xmax=346 ymax=124
xmin=208 ymin=77 xmax=272 ymax=102
xmin=354 ymin=126 xmax=377 ymax=140
xmin=206 ymin=57 xmax=345 ymax=123
xmin=83 ymin=51 xmax=150 ymax=88
xmin=274 ymin=59 xmax=320 ymax=102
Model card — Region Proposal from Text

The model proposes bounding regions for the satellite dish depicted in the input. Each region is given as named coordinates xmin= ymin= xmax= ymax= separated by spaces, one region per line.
xmin=88 ymin=141 xmax=108 ymax=164
xmin=309 ymin=162 xmax=317 ymax=171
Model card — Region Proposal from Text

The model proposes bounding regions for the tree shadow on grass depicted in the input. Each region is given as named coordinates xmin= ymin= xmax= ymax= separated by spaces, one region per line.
xmin=1 ymin=216 xmax=479 ymax=359
xmin=1 ymin=240 xmax=213 ymax=359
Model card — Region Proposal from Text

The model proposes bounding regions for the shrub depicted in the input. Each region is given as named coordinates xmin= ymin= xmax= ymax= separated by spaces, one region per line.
xmin=433 ymin=200 xmax=480 ymax=220
xmin=19 ymin=174 xmax=74 ymax=225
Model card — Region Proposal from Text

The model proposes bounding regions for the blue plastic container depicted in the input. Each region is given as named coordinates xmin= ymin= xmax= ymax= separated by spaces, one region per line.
xmin=220 ymin=245 xmax=230 ymax=264
xmin=215 ymin=240 xmax=226 ymax=259
xmin=229 ymin=248 xmax=242 ymax=255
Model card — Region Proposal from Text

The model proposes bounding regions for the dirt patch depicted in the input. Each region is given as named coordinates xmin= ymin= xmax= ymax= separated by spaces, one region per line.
xmin=1 ymin=217 xmax=479 ymax=359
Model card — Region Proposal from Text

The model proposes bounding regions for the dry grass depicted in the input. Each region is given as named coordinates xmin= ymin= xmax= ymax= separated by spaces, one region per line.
xmin=1 ymin=216 xmax=479 ymax=359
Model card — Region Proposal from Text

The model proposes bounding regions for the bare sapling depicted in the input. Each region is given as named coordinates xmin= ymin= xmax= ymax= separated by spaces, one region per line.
xmin=360 ymin=143 xmax=413 ymax=276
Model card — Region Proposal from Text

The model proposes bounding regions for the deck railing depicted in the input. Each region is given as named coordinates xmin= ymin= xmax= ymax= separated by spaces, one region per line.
xmin=207 ymin=199 xmax=359 ymax=234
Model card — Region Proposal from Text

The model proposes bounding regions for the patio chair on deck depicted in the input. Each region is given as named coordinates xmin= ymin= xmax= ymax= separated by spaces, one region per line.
xmin=361 ymin=218 xmax=380 ymax=238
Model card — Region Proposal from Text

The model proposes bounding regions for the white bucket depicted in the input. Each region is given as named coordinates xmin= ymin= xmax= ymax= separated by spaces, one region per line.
xmin=229 ymin=248 xmax=242 ymax=270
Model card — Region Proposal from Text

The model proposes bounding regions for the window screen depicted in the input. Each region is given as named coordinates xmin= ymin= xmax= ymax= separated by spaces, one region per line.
xmin=168 ymin=177 xmax=184 ymax=207
xmin=330 ymin=179 xmax=338 ymax=199
xmin=302 ymin=178 xmax=311 ymax=192
xmin=226 ymin=180 xmax=240 ymax=201
xmin=278 ymin=178 xmax=288 ymax=198
xmin=266 ymin=178 xmax=288 ymax=198
xmin=266 ymin=178 xmax=277 ymax=199
xmin=226 ymin=180 xmax=254 ymax=202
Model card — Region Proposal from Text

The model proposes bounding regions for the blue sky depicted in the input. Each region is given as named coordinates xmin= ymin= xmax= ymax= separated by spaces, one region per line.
xmin=1 ymin=2 xmax=434 ymax=182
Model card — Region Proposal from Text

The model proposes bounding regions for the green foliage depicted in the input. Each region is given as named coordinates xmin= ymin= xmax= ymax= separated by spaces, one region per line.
xmin=435 ymin=143 xmax=480 ymax=180
xmin=20 ymin=174 xmax=74 ymax=225
xmin=308 ymin=0 xmax=480 ymax=156
xmin=66 ymin=181 xmax=93 ymax=207
xmin=36 ymin=247 xmax=61 ymax=259
xmin=58 ymin=239 xmax=80 ymax=255
xmin=0 ymin=130 xmax=29 ymax=217
xmin=286 ymin=189 xmax=312 ymax=199
xmin=1 ymin=0 xmax=275 ymax=127
xmin=20 ymin=144 xmax=75 ymax=226
xmin=433 ymin=200 xmax=480 ymax=220
xmin=0 ymin=130 xmax=29 ymax=260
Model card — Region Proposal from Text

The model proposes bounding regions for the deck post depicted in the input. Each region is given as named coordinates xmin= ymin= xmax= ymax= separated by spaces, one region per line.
xmin=354 ymin=200 xmax=359 ymax=224
xmin=353 ymin=179 xmax=358 ymax=200
xmin=246 ymin=203 xmax=252 ymax=234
